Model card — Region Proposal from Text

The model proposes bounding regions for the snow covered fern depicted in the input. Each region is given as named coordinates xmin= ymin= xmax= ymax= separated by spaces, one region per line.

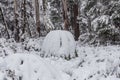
xmin=41 ymin=30 xmax=77 ymax=59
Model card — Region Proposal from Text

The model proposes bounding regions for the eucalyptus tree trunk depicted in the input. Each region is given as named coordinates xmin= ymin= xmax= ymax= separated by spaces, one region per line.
xmin=35 ymin=0 xmax=41 ymax=36
xmin=22 ymin=0 xmax=27 ymax=34
xmin=73 ymin=1 xmax=80 ymax=41
xmin=14 ymin=0 xmax=20 ymax=42
xmin=69 ymin=0 xmax=80 ymax=41
xmin=42 ymin=0 xmax=47 ymax=14
xmin=61 ymin=0 xmax=69 ymax=30
xmin=42 ymin=0 xmax=46 ymax=31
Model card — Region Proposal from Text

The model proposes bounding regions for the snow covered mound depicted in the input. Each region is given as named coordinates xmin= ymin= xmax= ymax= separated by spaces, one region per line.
xmin=0 ymin=54 xmax=65 ymax=80
xmin=42 ymin=30 xmax=76 ymax=59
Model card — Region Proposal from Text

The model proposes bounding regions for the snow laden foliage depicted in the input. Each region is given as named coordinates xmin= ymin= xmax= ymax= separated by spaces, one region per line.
xmin=0 ymin=38 xmax=23 ymax=57
xmin=41 ymin=46 xmax=120 ymax=80
xmin=0 ymin=38 xmax=44 ymax=58
xmin=43 ymin=15 xmax=55 ymax=31
xmin=79 ymin=0 xmax=120 ymax=45
xmin=0 ymin=37 xmax=120 ymax=80
xmin=0 ymin=54 xmax=65 ymax=80
xmin=70 ymin=46 xmax=120 ymax=80
xmin=42 ymin=30 xmax=76 ymax=59
xmin=92 ymin=15 xmax=110 ymax=32
xmin=79 ymin=33 xmax=97 ymax=45
xmin=23 ymin=38 xmax=44 ymax=52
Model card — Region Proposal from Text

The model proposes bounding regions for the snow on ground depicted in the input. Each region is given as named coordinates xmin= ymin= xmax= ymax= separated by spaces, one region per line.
xmin=0 ymin=38 xmax=120 ymax=80
xmin=0 ymin=53 xmax=67 ymax=80
xmin=44 ymin=45 xmax=120 ymax=80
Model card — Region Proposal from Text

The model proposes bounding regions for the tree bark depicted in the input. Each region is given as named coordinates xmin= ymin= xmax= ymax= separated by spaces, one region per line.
xmin=62 ymin=0 xmax=69 ymax=30
xmin=23 ymin=0 xmax=26 ymax=34
xmin=73 ymin=3 xmax=80 ymax=41
xmin=35 ymin=0 xmax=41 ymax=36
xmin=42 ymin=0 xmax=46 ymax=13
xmin=14 ymin=0 xmax=20 ymax=42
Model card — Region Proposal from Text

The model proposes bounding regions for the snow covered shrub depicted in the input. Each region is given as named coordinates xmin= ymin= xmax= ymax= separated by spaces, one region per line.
xmin=79 ymin=15 xmax=120 ymax=45
xmin=42 ymin=30 xmax=76 ymax=59
xmin=0 ymin=38 xmax=17 ymax=57
xmin=91 ymin=15 xmax=120 ymax=45
xmin=79 ymin=33 xmax=97 ymax=45
xmin=22 ymin=38 xmax=44 ymax=51
xmin=71 ymin=46 xmax=120 ymax=80
xmin=98 ymin=27 xmax=120 ymax=45
xmin=0 ymin=54 xmax=65 ymax=80
xmin=0 ymin=38 xmax=25 ymax=57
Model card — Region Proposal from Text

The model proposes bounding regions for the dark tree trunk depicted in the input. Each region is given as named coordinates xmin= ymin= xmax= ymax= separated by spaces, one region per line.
xmin=23 ymin=0 xmax=26 ymax=34
xmin=62 ymin=0 xmax=69 ymax=30
xmin=73 ymin=3 xmax=80 ymax=41
xmin=14 ymin=0 xmax=20 ymax=42
xmin=35 ymin=0 xmax=41 ymax=36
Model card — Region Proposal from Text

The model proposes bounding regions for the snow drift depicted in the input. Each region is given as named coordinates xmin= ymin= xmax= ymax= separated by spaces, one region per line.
xmin=42 ymin=30 xmax=76 ymax=59
xmin=0 ymin=54 xmax=65 ymax=80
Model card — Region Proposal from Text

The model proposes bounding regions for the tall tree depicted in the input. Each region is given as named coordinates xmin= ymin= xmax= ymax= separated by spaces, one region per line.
xmin=69 ymin=0 xmax=80 ymax=41
xmin=21 ymin=0 xmax=27 ymax=34
xmin=14 ymin=0 xmax=20 ymax=42
xmin=73 ymin=0 xmax=80 ymax=41
xmin=35 ymin=0 xmax=41 ymax=36
xmin=42 ymin=0 xmax=46 ymax=14
xmin=62 ymin=0 xmax=69 ymax=30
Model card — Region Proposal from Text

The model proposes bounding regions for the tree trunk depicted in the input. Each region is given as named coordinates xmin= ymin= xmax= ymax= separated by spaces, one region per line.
xmin=73 ymin=3 xmax=80 ymax=41
xmin=35 ymin=0 xmax=41 ymax=36
xmin=14 ymin=0 xmax=20 ymax=42
xmin=23 ymin=0 xmax=26 ymax=34
xmin=61 ymin=0 xmax=69 ymax=30
xmin=42 ymin=0 xmax=46 ymax=31
xmin=42 ymin=0 xmax=46 ymax=13
xmin=0 ymin=7 xmax=10 ymax=39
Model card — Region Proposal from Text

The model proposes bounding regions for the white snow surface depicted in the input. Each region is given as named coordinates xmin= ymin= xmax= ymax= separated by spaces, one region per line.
xmin=0 ymin=72 xmax=5 ymax=80
xmin=0 ymin=53 xmax=66 ymax=80
xmin=0 ymin=38 xmax=120 ymax=80
xmin=42 ymin=30 xmax=76 ymax=58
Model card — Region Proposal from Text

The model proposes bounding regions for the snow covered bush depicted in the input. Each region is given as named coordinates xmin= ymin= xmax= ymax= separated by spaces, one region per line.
xmin=91 ymin=15 xmax=110 ymax=32
xmin=79 ymin=33 xmax=97 ymax=45
xmin=0 ymin=38 xmax=23 ymax=57
xmin=22 ymin=38 xmax=44 ymax=51
xmin=97 ymin=27 xmax=120 ymax=45
xmin=0 ymin=54 xmax=65 ymax=80
xmin=70 ymin=46 xmax=120 ymax=80
xmin=79 ymin=15 xmax=120 ymax=45
xmin=42 ymin=30 xmax=76 ymax=59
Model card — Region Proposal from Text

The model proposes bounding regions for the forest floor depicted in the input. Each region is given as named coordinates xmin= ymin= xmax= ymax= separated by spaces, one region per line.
xmin=0 ymin=38 xmax=120 ymax=80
